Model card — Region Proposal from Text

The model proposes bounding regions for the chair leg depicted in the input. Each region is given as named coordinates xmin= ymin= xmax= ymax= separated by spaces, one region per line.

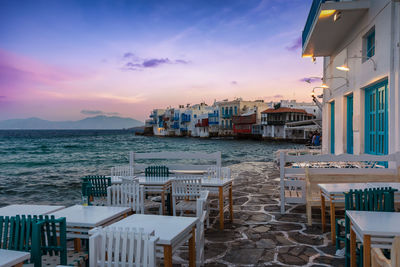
xmin=335 ymin=221 xmax=341 ymax=250
xmin=306 ymin=203 xmax=312 ymax=226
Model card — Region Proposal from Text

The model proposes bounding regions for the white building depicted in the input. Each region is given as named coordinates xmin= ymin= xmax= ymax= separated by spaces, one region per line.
xmin=302 ymin=0 xmax=400 ymax=155
xmin=149 ymin=109 xmax=166 ymax=136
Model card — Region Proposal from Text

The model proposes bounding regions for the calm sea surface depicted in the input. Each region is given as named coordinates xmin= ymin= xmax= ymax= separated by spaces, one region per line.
xmin=0 ymin=130 xmax=303 ymax=206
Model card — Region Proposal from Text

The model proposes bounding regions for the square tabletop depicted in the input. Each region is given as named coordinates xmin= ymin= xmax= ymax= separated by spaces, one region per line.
xmin=201 ymin=177 xmax=233 ymax=187
xmin=367 ymin=182 xmax=400 ymax=191
xmin=0 ymin=249 xmax=31 ymax=267
xmin=346 ymin=210 xmax=400 ymax=236
xmin=48 ymin=205 xmax=130 ymax=227
xmin=108 ymin=214 xmax=198 ymax=245
xmin=0 ymin=204 xmax=65 ymax=217
xmin=318 ymin=183 xmax=370 ymax=195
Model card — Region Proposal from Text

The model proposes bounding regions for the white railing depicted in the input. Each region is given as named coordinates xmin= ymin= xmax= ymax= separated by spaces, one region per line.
xmin=279 ymin=151 xmax=400 ymax=214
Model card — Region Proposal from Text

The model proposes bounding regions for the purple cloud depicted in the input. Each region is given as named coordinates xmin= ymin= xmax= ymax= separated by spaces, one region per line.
xmin=121 ymin=54 xmax=189 ymax=71
xmin=286 ymin=36 xmax=302 ymax=51
xmin=175 ymin=59 xmax=189 ymax=64
xmin=231 ymin=81 xmax=238 ymax=85
xmin=123 ymin=52 xmax=135 ymax=59
xmin=273 ymin=94 xmax=283 ymax=98
xmin=142 ymin=58 xmax=170 ymax=68
xmin=299 ymin=77 xmax=322 ymax=83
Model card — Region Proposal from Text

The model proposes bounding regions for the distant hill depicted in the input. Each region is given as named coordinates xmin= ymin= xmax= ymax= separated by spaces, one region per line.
xmin=0 ymin=116 xmax=144 ymax=130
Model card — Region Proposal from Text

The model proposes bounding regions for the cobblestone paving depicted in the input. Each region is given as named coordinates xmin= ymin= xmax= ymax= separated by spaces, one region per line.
xmin=177 ymin=162 xmax=345 ymax=266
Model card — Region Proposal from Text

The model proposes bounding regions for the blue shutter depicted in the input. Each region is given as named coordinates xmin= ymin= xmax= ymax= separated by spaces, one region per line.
xmin=330 ymin=102 xmax=335 ymax=154
xmin=365 ymin=80 xmax=388 ymax=155
xmin=347 ymin=94 xmax=354 ymax=154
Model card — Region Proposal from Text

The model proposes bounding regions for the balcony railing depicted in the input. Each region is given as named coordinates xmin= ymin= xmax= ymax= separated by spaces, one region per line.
xmin=302 ymin=0 xmax=339 ymax=47
xmin=222 ymin=113 xmax=232 ymax=119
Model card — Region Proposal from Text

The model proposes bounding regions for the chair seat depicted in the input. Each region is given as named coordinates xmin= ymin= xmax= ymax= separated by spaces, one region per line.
xmin=176 ymin=200 xmax=197 ymax=212
xmin=336 ymin=218 xmax=345 ymax=227
xmin=24 ymin=250 xmax=88 ymax=267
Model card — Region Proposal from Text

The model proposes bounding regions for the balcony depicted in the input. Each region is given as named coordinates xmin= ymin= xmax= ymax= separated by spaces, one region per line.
xmin=222 ymin=113 xmax=232 ymax=119
xmin=302 ymin=0 xmax=369 ymax=57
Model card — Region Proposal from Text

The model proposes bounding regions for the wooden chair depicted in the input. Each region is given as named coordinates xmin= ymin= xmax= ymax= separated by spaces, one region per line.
xmin=171 ymin=176 xmax=203 ymax=216
xmin=372 ymin=236 xmax=400 ymax=267
xmin=195 ymin=191 xmax=209 ymax=267
xmin=89 ymin=227 xmax=158 ymax=267
xmin=145 ymin=165 xmax=170 ymax=178
xmin=81 ymin=175 xmax=111 ymax=205
xmin=111 ymin=165 xmax=134 ymax=177
xmin=205 ymin=166 xmax=231 ymax=180
xmin=107 ymin=182 xmax=162 ymax=215
xmin=0 ymin=215 xmax=87 ymax=267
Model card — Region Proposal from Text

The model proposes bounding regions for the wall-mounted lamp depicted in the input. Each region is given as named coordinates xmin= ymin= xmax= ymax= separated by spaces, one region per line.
xmin=312 ymin=86 xmax=331 ymax=97
xmin=336 ymin=56 xmax=377 ymax=72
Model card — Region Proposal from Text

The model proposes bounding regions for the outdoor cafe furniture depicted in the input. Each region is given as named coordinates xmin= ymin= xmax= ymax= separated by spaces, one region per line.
xmin=48 ymin=205 xmax=130 ymax=251
xmin=171 ymin=176 xmax=203 ymax=216
xmin=81 ymin=175 xmax=111 ymax=205
xmin=0 ymin=249 xmax=30 ymax=267
xmin=201 ymin=176 xmax=233 ymax=230
xmin=106 ymin=214 xmax=199 ymax=267
xmin=0 ymin=204 xmax=65 ymax=217
xmin=318 ymin=182 xmax=400 ymax=245
xmin=348 ymin=211 xmax=400 ymax=267
xmin=371 ymin=236 xmax=400 ymax=267
xmin=89 ymin=227 xmax=158 ymax=267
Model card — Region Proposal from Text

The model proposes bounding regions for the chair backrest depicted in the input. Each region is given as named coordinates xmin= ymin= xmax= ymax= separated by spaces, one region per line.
xmin=82 ymin=175 xmax=111 ymax=198
xmin=0 ymin=215 xmax=67 ymax=267
xmin=111 ymin=165 xmax=134 ymax=178
xmin=205 ymin=167 xmax=231 ymax=180
xmin=172 ymin=177 xmax=202 ymax=201
xmin=107 ymin=182 xmax=144 ymax=214
xmin=89 ymin=227 xmax=158 ymax=267
xmin=145 ymin=166 xmax=169 ymax=178
xmin=195 ymin=191 xmax=208 ymax=267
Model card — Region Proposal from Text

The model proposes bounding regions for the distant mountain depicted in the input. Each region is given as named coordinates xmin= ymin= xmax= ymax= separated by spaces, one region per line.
xmin=0 ymin=116 xmax=144 ymax=129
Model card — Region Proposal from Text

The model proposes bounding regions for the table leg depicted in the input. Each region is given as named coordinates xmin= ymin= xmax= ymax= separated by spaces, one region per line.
xmin=74 ymin=238 xmax=81 ymax=252
xmin=330 ymin=199 xmax=336 ymax=245
xmin=229 ymin=184 xmax=233 ymax=222
xmin=163 ymin=245 xmax=173 ymax=267
xmin=350 ymin=224 xmax=356 ymax=267
xmin=189 ymin=227 xmax=196 ymax=267
xmin=219 ymin=186 xmax=224 ymax=230
xmin=161 ymin=190 xmax=166 ymax=215
xmin=320 ymin=190 xmax=326 ymax=232
xmin=364 ymin=235 xmax=371 ymax=267
xmin=14 ymin=263 xmax=23 ymax=267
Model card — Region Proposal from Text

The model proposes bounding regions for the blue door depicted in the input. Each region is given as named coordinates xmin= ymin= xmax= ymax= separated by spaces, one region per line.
xmin=365 ymin=80 xmax=388 ymax=155
xmin=330 ymin=101 xmax=335 ymax=154
xmin=347 ymin=94 xmax=354 ymax=154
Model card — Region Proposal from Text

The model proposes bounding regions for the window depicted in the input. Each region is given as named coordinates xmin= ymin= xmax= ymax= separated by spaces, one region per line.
xmin=234 ymin=106 xmax=237 ymax=115
xmin=364 ymin=27 xmax=375 ymax=60
xmin=229 ymin=107 xmax=233 ymax=115
xmin=221 ymin=107 xmax=224 ymax=115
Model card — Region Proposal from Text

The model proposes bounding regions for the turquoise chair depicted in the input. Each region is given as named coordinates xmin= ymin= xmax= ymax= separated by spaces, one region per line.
xmin=81 ymin=175 xmax=111 ymax=204
xmin=145 ymin=165 xmax=170 ymax=178
xmin=0 ymin=215 xmax=67 ymax=267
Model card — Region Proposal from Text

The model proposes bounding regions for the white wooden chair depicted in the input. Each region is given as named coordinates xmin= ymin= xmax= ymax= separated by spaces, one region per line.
xmin=107 ymin=181 xmax=162 ymax=215
xmin=372 ymin=236 xmax=400 ymax=267
xmin=111 ymin=165 xmax=135 ymax=183
xmin=205 ymin=166 xmax=231 ymax=180
xmin=195 ymin=191 xmax=209 ymax=267
xmin=171 ymin=177 xmax=203 ymax=216
xmin=89 ymin=226 xmax=158 ymax=267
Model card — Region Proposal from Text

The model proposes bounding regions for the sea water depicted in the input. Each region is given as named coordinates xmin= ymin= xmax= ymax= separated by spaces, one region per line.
xmin=0 ymin=130 xmax=303 ymax=206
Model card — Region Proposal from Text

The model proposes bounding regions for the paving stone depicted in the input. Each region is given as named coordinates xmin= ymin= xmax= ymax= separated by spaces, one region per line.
xmin=223 ymin=248 xmax=264 ymax=264
xmin=313 ymin=256 xmax=345 ymax=266
xmin=288 ymin=231 xmax=324 ymax=245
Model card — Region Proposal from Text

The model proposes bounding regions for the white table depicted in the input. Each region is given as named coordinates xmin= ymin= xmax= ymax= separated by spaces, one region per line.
xmin=0 ymin=249 xmax=30 ymax=267
xmin=318 ymin=183 xmax=399 ymax=244
xmin=108 ymin=214 xmax=198 ymax=267
xmin=0 ymin=204 xmax=65 ymax=217
xmin=49 ymin=205 xmax=130 ymax=251
xmin=347 ymin=211 xmax=400 ymax=267
xmin=201 ymin=178 xmax=234 ymax=230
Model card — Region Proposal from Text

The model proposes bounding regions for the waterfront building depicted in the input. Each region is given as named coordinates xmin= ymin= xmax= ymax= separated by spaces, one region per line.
xmin=302 ymin=0 xmax=400 ymax=155
xmin=261 ymin=107 xmax=316 ymax=140
xmin=149 ymin=109 xmax=166 ymax=136
xmin=193 ymin=114 xmax=210 ymax=137
xmin=218 ymin=99 xmax=270 ymax=136
xmin=188 ymin=103 xmax=213 ymax=136
xmin=208 ymin=104 xmax=220 ymax=137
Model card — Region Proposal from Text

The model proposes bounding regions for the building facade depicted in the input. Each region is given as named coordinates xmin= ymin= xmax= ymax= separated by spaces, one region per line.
xmin=302 ymin=0 xmax=400 ymax=155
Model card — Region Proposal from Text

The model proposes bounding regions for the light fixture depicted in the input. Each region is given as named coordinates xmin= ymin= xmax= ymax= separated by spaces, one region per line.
xmin=319 ymin=10 xmax=336 ymax=18
xmin=333 ymin=11 xmax=341 ymax=22
xmin=321 ymin=84 xmax=329 ymax=88
xmin=336 ymin=56 xmax=377 ymax=72
xmin=313 ymin=86 xmax=332 ymax=96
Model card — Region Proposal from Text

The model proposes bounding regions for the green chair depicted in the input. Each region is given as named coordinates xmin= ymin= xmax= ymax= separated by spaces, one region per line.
xmin=81 ymin=175 xmax=111 ymax=205
xmin=335 ymin=187 xmax=396 ymax=267
xmin=145 ymin=165 xmax=170 ymax=178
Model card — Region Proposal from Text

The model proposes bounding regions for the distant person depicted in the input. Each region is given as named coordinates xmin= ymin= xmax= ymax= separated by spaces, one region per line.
xmin=315 ymin=133 xmax=320 ymax=146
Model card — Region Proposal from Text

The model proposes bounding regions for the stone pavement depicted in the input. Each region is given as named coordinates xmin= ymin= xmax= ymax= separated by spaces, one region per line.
xmin=176 ymin=162 xmax=345 ymax=266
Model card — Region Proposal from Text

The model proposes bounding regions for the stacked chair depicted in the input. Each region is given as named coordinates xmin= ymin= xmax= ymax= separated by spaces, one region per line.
xmin=0 ymin=215 xmax=87 ymax=267
xmin=335 ymin=187 xmax=397 ymax=267
xmin=371 ymin=236 xmax=400 ymax=267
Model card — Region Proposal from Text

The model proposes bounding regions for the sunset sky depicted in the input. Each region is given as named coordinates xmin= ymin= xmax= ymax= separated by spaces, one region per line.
xmin=0 ymin=0 xmax=321 ymax=122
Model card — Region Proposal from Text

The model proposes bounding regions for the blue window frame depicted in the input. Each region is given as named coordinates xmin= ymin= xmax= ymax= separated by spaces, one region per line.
xmin=366 ymin=29 xmax=375 ymax=59
xmin=347 ymin=94 xmax=354 ymax=154
xmin=234 ymin=106 xmax=237 ymax=115
xmin=221 ymin=107 xmax=224 ymax=115
xmin=229 ymin=107 xmax=233 ymax=115
xmin=330 ymin=102 xmax=335 ymax=154
xmin=365 ymin=80 xmax=388 ymax=155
